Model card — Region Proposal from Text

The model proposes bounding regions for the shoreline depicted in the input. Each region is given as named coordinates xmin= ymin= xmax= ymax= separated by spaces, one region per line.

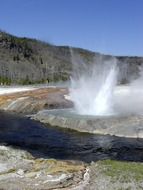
xmin=0 ymin=85 xmax=143 ymax=138
xmin=31 ymin=109 xmax=143 ymax=139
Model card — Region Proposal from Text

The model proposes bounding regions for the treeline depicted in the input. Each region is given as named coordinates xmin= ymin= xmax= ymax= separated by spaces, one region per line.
xmin=0 ymin=76 xmax=11 ymax=85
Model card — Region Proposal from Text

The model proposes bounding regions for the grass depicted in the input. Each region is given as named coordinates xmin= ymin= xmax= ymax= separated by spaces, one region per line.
xmin=99 ymin=159 xmax=143 ymax=182
xmin=34 ymin=159 xmax=85 ymax=174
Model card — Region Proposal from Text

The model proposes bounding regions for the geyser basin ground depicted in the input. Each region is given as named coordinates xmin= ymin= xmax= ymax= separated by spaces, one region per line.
xmin=32 ymin=85 xmax=143 ymax=138
xmin=32 ymin=108 xmax=143 ymax=138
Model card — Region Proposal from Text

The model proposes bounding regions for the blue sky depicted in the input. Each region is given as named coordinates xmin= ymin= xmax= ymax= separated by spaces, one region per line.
xmin=0 ymin=0 xmax=143 ymax=56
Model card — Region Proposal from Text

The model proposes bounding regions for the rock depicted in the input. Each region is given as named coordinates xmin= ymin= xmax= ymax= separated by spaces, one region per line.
xmin=32 ymin=109 xmax=143 ymax=138
xmin=16 ymin=169 xmax=24 ymax=176
xmin=0 ymin=145 xmax=86 ymax=190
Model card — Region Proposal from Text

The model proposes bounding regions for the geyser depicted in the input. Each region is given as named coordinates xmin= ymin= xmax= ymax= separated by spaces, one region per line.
xmin=70 ymin=54 xmax=118 ymax=115
xmin=33 ymin=53 xmax=143 ymax=138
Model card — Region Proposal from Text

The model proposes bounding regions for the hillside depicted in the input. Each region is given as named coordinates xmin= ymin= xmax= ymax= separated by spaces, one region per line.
xmin=0 ymin=30 xmax=143 ymax=85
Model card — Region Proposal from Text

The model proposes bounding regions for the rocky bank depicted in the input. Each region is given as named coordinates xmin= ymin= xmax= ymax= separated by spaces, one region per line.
xmin=0 ymin=145 xmax=89 ymax=190
xmin=32 ymin=109 xmax=143 ymax=138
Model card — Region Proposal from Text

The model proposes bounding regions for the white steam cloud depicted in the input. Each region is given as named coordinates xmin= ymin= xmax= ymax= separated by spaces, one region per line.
xmin=70 ymin=51 xmax=143 ymax=116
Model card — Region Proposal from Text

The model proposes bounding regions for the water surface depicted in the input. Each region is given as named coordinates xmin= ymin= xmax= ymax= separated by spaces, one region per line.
xmin=0 ymin=111 xmax=143 ymax=162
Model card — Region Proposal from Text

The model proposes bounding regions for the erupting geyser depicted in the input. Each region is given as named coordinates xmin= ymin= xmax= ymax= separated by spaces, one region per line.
xmin=70 ymin=54 xmax=118 ymax=115
xmin=34 ymin=52 xmax=143 ymax=137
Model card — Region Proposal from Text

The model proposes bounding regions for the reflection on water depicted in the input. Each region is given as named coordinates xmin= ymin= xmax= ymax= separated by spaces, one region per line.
xmin=0 ymin=111 xmax=143 ymax=162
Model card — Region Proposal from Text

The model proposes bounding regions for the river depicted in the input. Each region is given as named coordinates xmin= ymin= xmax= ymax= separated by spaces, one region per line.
xmin=0 ymin=111 xmax=143 ymax=163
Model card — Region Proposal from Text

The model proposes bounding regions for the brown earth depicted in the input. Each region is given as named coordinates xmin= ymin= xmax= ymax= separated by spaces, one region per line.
xmin=0 ymin=87 xmax=73 ymax=114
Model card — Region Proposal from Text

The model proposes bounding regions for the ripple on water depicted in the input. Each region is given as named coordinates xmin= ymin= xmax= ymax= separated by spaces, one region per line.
xmin=0 ymin=111 xmax=143 ymax=162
